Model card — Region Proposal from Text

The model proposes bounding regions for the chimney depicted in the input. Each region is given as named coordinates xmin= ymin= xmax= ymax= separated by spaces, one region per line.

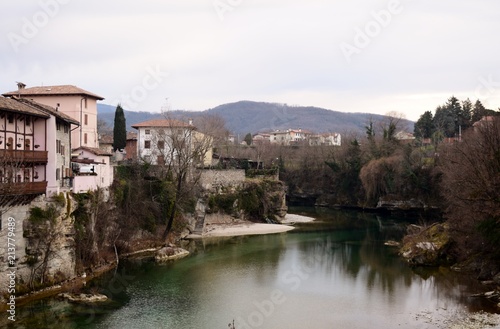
xmin=16 ymin=82 xmax=26 ymax=90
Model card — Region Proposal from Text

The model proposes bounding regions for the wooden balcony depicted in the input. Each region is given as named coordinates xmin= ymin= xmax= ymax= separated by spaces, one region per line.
xmin=0 ymin=181 xmax=47 ymax=196
xmin=0 ymin=149 xmax=48 ymax=164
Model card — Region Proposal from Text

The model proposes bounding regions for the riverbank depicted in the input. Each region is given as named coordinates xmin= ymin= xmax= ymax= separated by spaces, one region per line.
xmin=0 ymin=262 xmax=117 ymax=312
xmin=189 ymin=223 xmax=294 ymax=238
xmin=414 ymin=309 xmax=500 ymax=329
xmin=187 ymin=213 xmax=315 ymax=239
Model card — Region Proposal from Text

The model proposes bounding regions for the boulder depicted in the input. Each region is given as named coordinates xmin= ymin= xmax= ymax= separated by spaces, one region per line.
xmin=400 ymin=223 xmax=454 ymax=266
xmin=59 ymin=293 xmax=108 ymax=303
xmin=155 ymin=247 xmax=189 ymax=263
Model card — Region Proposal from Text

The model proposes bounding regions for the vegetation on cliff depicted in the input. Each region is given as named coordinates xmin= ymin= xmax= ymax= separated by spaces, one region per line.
xmin=208 ymin=179 xmax=286 ymax=223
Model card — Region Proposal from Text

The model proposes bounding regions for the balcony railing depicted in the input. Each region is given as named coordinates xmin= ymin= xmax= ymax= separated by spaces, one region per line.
xmin=0 ymin=181 xmax=47 ymax=196
xmin=0 ymin=149 xmax=48 ymax=164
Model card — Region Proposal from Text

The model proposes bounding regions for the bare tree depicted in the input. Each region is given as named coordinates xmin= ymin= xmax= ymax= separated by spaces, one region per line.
xmin=440 ymin=116 xmax=500 ymax=259
xmin=149 ymin=112 xmax=218 ymax=240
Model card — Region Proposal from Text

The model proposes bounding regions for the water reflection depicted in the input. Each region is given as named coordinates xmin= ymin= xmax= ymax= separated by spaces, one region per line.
xmin=3 ymin=208 xmax=497 ymax=329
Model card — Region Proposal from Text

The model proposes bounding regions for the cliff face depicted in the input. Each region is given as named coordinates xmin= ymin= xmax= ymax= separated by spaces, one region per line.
xmin=0 ymin=194 xmax=76 ymax=295
xmin=211 ymin=180 xmax=287 ymax=222
xmin=196 ymin=170 xmax=288 ymax=229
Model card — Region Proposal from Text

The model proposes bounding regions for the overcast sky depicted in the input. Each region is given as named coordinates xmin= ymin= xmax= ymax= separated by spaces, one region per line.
xmin=1 ymin=0 xmax=499 ymax=120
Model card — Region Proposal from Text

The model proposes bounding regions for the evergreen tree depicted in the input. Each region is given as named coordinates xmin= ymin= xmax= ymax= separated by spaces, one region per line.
xmin=461 ymin=98 xmax=473 ymax=129
xmin=113 ymin=104 xmax=127 ymax=151
xmin=243 ymin=133 xmax=253 ymax=146
xmin=472 ymin=100 xmax=487 ymax=123
xmin=414 ymin=110 xmax=434 ymax=139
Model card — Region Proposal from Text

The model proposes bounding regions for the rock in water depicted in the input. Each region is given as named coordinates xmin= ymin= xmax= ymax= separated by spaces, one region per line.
xmin=400 ymin=223 xmax=453 ymax=266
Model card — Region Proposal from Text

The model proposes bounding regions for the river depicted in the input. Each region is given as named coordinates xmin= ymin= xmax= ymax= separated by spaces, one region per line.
xmin=5 ymin=207 xmax=498 ymax=328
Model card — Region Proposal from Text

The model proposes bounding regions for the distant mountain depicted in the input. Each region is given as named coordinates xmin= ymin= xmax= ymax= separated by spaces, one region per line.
xmin=97 ymin=104 xmax=164 ymax=132
xmin=97 ymin=101 xmax=414 ymax=136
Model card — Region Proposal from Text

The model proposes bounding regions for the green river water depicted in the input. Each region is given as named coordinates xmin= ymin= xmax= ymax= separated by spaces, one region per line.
xmin=4 ymin=207 xmax=497 ymax=329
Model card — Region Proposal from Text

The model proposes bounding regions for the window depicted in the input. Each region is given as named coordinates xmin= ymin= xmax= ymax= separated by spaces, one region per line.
xmin=145 ymin=129 xmax=151 ymax=135
xmin=84 ymin=98 xmax=88 ymax=109
xmin=56 ymin=140 xmax=61 ymax=154
xmin=64 ymin=123 xmax=69 ymax=133
xmin=25 ymin=139 xmax=31 ymax=150
xmin=84 ymin=114 xmax=88 ymax=125
xmin=57 ymin=121 xmax=61 ymax=131
xmin=7 ymin=114 xmax=13 ymax=124
xmin=56 ymin=168 xmax=60 ymax=180
xmin=26 ymin=117 xmax=31 ymax=126
xmin=157 ymin=140 xmax=165 ymax=149
xmin=144 ymin=140 xmax=151 ymax=149
xmin=7 ymin=137 xmax=13 ymax=150
xmin=84 ymin=133 xmax=88 ymax=144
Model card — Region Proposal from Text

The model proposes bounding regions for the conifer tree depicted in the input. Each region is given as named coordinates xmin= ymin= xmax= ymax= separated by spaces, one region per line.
xmin=113 ymin=104 xmax=126 ymax=151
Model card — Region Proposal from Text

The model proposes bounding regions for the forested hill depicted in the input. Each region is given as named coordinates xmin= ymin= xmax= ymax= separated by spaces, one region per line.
xmin=97 ymin=101 xmax=414 ymax=135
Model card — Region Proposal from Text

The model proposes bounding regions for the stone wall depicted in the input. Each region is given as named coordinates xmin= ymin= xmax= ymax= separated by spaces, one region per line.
xmin=199 ymin=169 xmax=246 ymax=192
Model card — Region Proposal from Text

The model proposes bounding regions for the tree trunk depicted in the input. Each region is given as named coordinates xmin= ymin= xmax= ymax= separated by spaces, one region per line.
xmin=162 ymin=173 xmax=184 ymax=240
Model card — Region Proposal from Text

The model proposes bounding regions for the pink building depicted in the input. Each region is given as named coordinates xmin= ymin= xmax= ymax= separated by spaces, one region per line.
xmin=3 ymin=83 xmax=104 ymax=150
xmin=0 ymin=96 xmax=79 ymax=198
xmin=71 ymin=146 xmax=113 ymax=194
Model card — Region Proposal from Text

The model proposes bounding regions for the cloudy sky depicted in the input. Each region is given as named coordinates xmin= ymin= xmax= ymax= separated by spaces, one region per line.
xmin=1 ymin=0 xmax=499 ymax=120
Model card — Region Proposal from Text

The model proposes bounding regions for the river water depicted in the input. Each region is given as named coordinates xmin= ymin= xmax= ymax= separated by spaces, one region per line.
xmin=5 ymin=208 xmax=497 ymax=329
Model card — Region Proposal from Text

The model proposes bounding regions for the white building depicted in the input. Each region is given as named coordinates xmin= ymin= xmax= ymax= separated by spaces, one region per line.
xmin=132 ymin=119 xmax=195 ymax=165
xmin=270 ymin=129 xmax=311 ymax=145
xmin=132 ymin=119 xmax=213 ymax=167
xmin=309 ymin=133 xmax=341 ymax=146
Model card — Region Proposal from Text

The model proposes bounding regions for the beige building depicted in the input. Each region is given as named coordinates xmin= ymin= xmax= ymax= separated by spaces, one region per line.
xmin=3 ymin=83 xmax=104 ymax=150
xmin=132 ymin=119 xmax=213 ymax=167
xmin=270 ymin=129 xmax=311 ymax=145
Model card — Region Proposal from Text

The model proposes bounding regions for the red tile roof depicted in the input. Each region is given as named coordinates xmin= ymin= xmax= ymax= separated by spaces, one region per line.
xmin=3 ymin=85 xmax=104 ymax=100
xmin=74 ymin=146 xmax=112 ymax=156
xmin=0 ymin=97 xmax=50 ymax=118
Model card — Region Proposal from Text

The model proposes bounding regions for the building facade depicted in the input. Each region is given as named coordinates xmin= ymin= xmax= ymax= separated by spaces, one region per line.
xmin=0 ymin=96 xmax=79 ymax=198
xmin=72 ymin=146 xmax=113 ymax=193
xmin=132 ymin=119 xmax=213 ymax=167
xmin=3 ymin=83 xmax=104 ymax=150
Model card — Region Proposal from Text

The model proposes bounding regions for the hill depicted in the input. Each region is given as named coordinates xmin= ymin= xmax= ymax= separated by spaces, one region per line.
xmin=97 ymin=101 xmax=414 ymax=136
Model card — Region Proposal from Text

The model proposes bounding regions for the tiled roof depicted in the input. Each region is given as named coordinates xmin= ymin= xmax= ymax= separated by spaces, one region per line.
xmin=16 ymin=98 xmax=80 ymax=125
xmin=74 ymin=146 xmax=112 ymax=156
xmin=3 ymin=85 xmax=104 ymax=100
xmin=131 ymin=119 xmax=193 ymax=129
xmin=0 ymin=96 xmax=50 ymax=118
xmin=126 ymin=132 xmax=137 ymax=140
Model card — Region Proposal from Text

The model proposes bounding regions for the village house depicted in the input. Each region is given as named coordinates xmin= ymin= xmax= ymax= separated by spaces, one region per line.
xmin=98 ymin=132 xmax=139 ymax=162
xmin=0 ymin=96 xmax=79 ymax=198
xmin=269 ymin=129 xmax=315 ymax=146
xmin=3 ymin=83 xmax=115 ymax=194
xmin=98 ymin=133 xmax=114 ymax=154
xmin=309 ymin=133 xmax=342 ymax=146
xmin=473 ymin=115 xmax=495 ymax=131
xmin=3 ymin=83 xmax=104 ymax=149
xmin=252 ymin=133 xmax=271 ymax=145
xmin=132 ymin=119 xmax=212 ymax=167
xmin=71 ymin=146 xmax=113 ymax=194
xmin=125 ymin=132 xmax=138 ymax=160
